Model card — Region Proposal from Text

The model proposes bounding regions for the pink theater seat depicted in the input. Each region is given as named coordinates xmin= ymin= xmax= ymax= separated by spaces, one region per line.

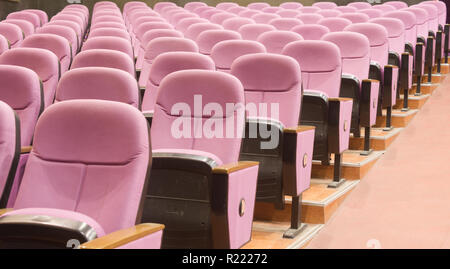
xmin=415 ymin=3 xmax=439 ymax=33
xmin=71 ymin=49 xmax=135 ymax=78
xmin=248 ymin=2 xmax=271 ymax=10
xmin=339 ymin=13 xmax=370 ymax=23
xmin=0 ymin=35 xmax=8 ymax=55
xmin=92 ymin=15 xmax=125 ymax=25
xmin=298 ymin=6 xmax=321 ymax=13
xmin=82 ymin=36 xmax=134 ymax=60
xmin=228 ymin=6 xmax=247 ymax=15
xmin=347 ymin=2 xmax=373 ymax=10
xmin=37 ymin=25 xmax=79 ymax=58
xmin=147 ymin=69 xmax=259 ymax=249
xmin=25 ymin=9 xmax=48 ymax=26
xmin=0 ymin=48 xmax=59 ymax=108
xmin=422 ymin=1 xmax=446 ymax=27
xmin=318 ymin=17 xmax=353 ymax=32
xmin=238 ymin=23 xmax=276 ymax=41
xmin=275 ymin=9 xmax=301 ymax=18
xmin=138 ymin=37 xmax=199 ymax=91
xmin=358 ymin=8 xmax=383 ymax=19
xmin=210 ymin=12 xmax=238 ymax=24
xmin=257 ymin=30 xmax=303 ymax=54
xmin=200 ymin=9 xmax=223 ymax=20
xmin=372 ymin=4 xmax=396 ymax=12
xmin=7 ymin=11 xmax=40 ymax=30
xmin=335 ymin=6 xmax=358 ymax=13
xmin=46 ymin=20 xmax=83 ymax=42
xmin=211 ymin=39 xmax=266 ymax=72
xmin=56 ymin=67 xmax=139 ymax=108
xmin=251 ymin=13 xmax=281 ymax=24
xmin=0 ymin=99 xmax=164 ymax=249
xmin=317 ymin=9 xmax=343 ymax=18
xmin=51 ymin=14 xmax=85 ymax=33
xmin=312 ymin=2 xmax=338 ymax=9
xmin=0 ymin=65 xmax=43 ymax=207
xmin=88 ymin=27 xmax=130 ymax=41
xmin=61 ymin=10 xmax=88 ymax=28
xmin=90 ymin=21 xmax=127 ymax=31
xmin=296 ymin=14 xmax=324 ymax=24
xmin=322 ymin=31 xmax=381 ymax=150
xmin=231 ymin=52 xmax=315 ymax=239
xmin=262 ymin=6 xmax=283 ymax=13
xmin=282 ymin=40 xmax=353 ymax=187
xmin=20 ymin=34 xmax=72 ymax=74
xmin=185 ymin=1 xmax=207 ymax=12
xmin=0 ymin=23 xmax=24 ymax=48
xmin=154 ymin=1 xmax=177 ymax=12
xmin=216 ymin=2 xmax=239 ymax=10
xmin=384 ymin=1 xmax=409 ymax=9
xmin=268 ymin=18 xmax=303 ymax=31
xmin=169 ymin=12 xmax=199 ymax=25
xmin=134 ymin=22 xmax=173 ymax=56
xmin=141 ymin=52 xmax=215 ymax=114
xmin=196 ymin=29 xmax=242 ymax=55
xmin=222 ymin=17 xmax=255 ymax=31
xmin=0 ymin=100 xmax=19 ymax=208
xmin=291 ymin=24 xmax=330 ymax=40
xmin=279 ymin=2 xmax=303 ymax=9
xmin=239 ymin=9 xmax=261 ymax=18
xmin=176 ymin=17 xmax=208 ymax=33
xmin=186 ymin=22 xmax=224 ymax=40
xmin=2 ymin=19 xmax=34 ymax=38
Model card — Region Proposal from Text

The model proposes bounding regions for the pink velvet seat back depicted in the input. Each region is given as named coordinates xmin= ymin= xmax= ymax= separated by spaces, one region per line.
xmin=239 ymin=10 xmax=261 ymax=18
xmin=211 ymin=40 xmax=266 ymax=72
xmin=151 ymin=70 xmax=244 ymax=165
xmin=136 ymin=22 xmax=173 ymax=41
xmin=422 ymin=1 xmax=446 ymax=26
xmin=222 ymin=17 xmax=255 ymax=31
xmin=317 ymin=10 xmax=342 ymax=18
xmin=25 ymin=9 xmax=48 ymax=25
xmin=383 ymin=11 xmax=417 ymax=48
xmin=262 ymin=7 xmax=282 ymax=14
xmin=0 ymin=23 xmax=23 ymax=48
xmin=71 ymin=49 xmax=135 ymax=77
xmin=196 ymin=30 xmax=242 ymax=55
xmin=0 ymin=48 xmax=59 ymax=108
xmin=56 ymin=67 xmax=139 ymax=108
xmin=344 ymin=23 xmax=389 ymax=69
xmin=296 ymin=14 xmax=324 ymax=24
xmin=216 ymin=2 xmax=239 ymax=10
xmin=82 ymin=36 xmax=134 ymax=60
xmin=415 ymin=4 xmax=439 ymax=33
xmin=142 ymin=52 xmax=215 ymax=112
xmin=2 ymin=19 xmax=34 ymax=38
xmin=90 ymin=21 xmax=127 ymax=31
xmin=257 ymin=30 xmax=303 ymax=54
xmin=275 ymin=10 xmax=301 ymax=18
xmin=335 ymin=6 xmax=358 ymax=14
xmin=47 ymin=20 xmax=82 ymax=40
xmin=186 ymin=23 xmax=223 ymax=40
xmin=248 ymin=2 xmax=271 ymax=10
xmin=51 ymin=14 xmax=85 ymax=30
xmin=231 ymin=53 xmax=302 ymax=128
xmin=0 ymin=65 xmax=42 ymax=146
xmin=176 ymin=18 xmax=208 ymax=33
xmin=20 ymin=34 xmax=71 ymax=74
xmin=406 ymin=7 xmax=429 ymax=39
xmin=14 ymin=99 xmax=150 ymax=235
xmin=347 ymin=2 xmax=372 ymax=10
xmin=238 ymin=23 xmax=276 ymax=41
xmin=154 ymin=2 xmax=177 ymax=12
xmin=0 ymin=100 xmax=18 ymax=198
xmin=384 ymin=1 xmax=408 ymax=9
xmin=312 ymin=2 xmax=337 ymax=10
xmin=251 ymin=13 xmax=281 ymax=24
xmin=282 ymin=40 xmax=342 ymax=98
xmin=339 ymin=13 xmax=370 ymax=23
xmin=185 ymin=2 xmax=207 ymax=12
xmin=170 ymin=12 xmax=199 ymax=25
xmin=358 ymin=9 xmax=383 ymax=19
xmin=88 ymin=27 xmax=130 ymax=41
xmin=0 ymin=35 xmax=8 ymax=55
xmin=370 ymin=18 xmax=405 ymax=56
xmin=210 ymin=13 xmax=237 ymax=24
xmin=228 ymin=6 xmax=248 ymax=15
xmin=268 ymin=18 xmax=303 ymax=31
xmin=37 ymin=25 xmax=78 ymax=57
xmin=291 ymin=24 xmax=330 ymax=40
xmin=92 ymin=15 xmax=124 ymax=25
xmin=6 ymin=11 xmax=40 ymax=29
xmin=322 ymin=31 xmax=371 ymax=83
xmin=318 ymin=17 xmax=352 ymax=32
xmin=372 ymin=4 xmax=396 ymax=13
xmin=280 ymin=2 xmax=303 ymax=9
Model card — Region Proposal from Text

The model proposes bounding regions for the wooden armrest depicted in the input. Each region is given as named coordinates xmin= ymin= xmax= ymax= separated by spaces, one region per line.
xmin=0 ymin=208 xmax=13 ymax=216
xmin=21 ymin=146 xmax=32 ymax=154
xmin=385 ymin=64 xmax=399 ymax=69
xmin=284 ymin=125 xmax=315 ymax=134
xmin=362 ymin=79 xmax=380 ymax=83
xmin=143 ymin=112 xmax=153 ymax=118
xmin=212 ymin=161 xmax=258 ymax=175
xmin=80 ymin=223 xmax=165 ymax=249
xmin=328 ymin=97 xmax=353 ymax=102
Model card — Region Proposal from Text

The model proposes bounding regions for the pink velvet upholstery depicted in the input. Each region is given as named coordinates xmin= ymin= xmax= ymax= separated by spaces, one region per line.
xmin=92 ymin=15 xmax=124 ymax=25
xmin=247 ymin=2 xmax=271 ymax=10
xmin=216 ymin=2 xmax=239 ymax=10
xmin=0 ymin=23 xmax=23 ymax=48
xmin=0 ymin=100 xmax=18 ymax=199
xmin=238 ymin=23 xmax=276 ymax=41
xmin=383 ymin=11 xmax=417 ymax=49
xmin=211 ymin=40 xmax=266 ymax=72
xmin=222 ymin=17 xmax=255 ymax=31
xmin=280 ymin=2 xmax=303 ymax=9
xmin=292 ymin=24 xmax=330 ymax=40
xmin=170 ymin=12 xmax=199 ymax=25
xmin=0 ymin=35 xmax=8 ymax=55
xmin=196 ymin=30 xmax=242 ymax=55
xmin=312 ymin=2 xmax=337 ymax=9
xmin=384 ymin=1 xmax=409 ymax=9
xmin=373 ymin=4 xmax=396 ymax=12
xmin=262 ymin=7 xmax=282 ymax=14
xmin=318 ymin=17 xmax=352 ymax=32
xmin=335 ymin=6 xmax=358 ymax=13
xmin=51 ymin=14 xmax=85 ymax=31
xmin=186 ymin=23 xmax=223 ymax=40
xmin=347 ymin=2 xmax=372 ymax=10
xmin=90 ymin=21 xmax=127 ymax=31
xmin=0 ymin=48 xmax=59 ymax=108
xmin=134 ymin=21 xmax=173 ymax=54
xmin=227 ymin=6 xmax=247 ymax=15
xmin=176 ymin=18 xmax=208 ymax=33
xmin=46 ymin=20 xmax=83 ymax=41
xmin=359 ymin=9 xmax=383 ymax=19
xmin=369 ymin=18 xmax=405 ymax=56
xmin=230 ymin=53 xmax=302 ymax=128
xmin=210 ymin=13 xmax=237 ymax=24
xmin=416 ymin=3 xmax=439 ymax=32
xmin=142 ymin=52 xmax=215 ymax=113
xmin=2 ymin=19 xmax=34 ymax=38
xmin=88 ymin=27 xmax=130 ymax=41
xmin=251 ymin=13 xmax=281 ymax=24
xmin=317 ymin=9 xmax=343 ymax=18
xmin=151 ymin=70 xmax=244 ymax=165
xmin=37 ymin=25 xmax=78 ymax=57
xmin=407 ymin=7 xmax=430 ymax=39
xmin=185 ymin=2 xmax=207 ymax=12
xmin=257 ymin=30 xmax=303 ymax=54
xmin=339 ymin=13 xmax=370 ymax=23
xmin=25 ymin=9 xmax=48 ymax=25
xmin=6 ymin=11 xmax=40 ymax=29
xmin=268 ymin=18 xmax=303 ymax=31
xmin=299 ymin=6 xmax=320 ymax=13
xmin=282 ymin=40 xmax=342 ymax=98
xmin=276 ymin=10 xmax=301 ymax=18
xmin=296 ymin=14 xmax=324 ymax=24
xmin=82 ymin=36 xmax=134 ymax=60
xmin=71 ymin=49 xmax=135 ymax=77
xmin=422 ymin=1 xmax=446 ymax=26
xmin=14 ymin=99 xmax=150 ymax=236
xmin=20 ymin=34 xmax=71 ymax=74
xmin=154 ymin=2 xmax=177 ymax=12
xmin=239 ymin=10 xmax=261 ymax=18
xmin=139 ymin=37 xmax=199 ymax=88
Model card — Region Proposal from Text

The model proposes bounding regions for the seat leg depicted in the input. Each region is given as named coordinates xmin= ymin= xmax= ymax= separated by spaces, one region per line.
xmin=360 ymin=127 xmax=373 ymax=156
xmin=427 ymin=66 xmax=433 ymax=84
xmin=328 ymin=153 xmax=345 ymax=188
xmin=283 ymin=195 xmax=307 ymax=239
xmin=415 ymin=75 xmax=422 ymax=96
xmin=383 ymin=106 xmax=394 ymax=131
xmin=402 ymin=85 xmax=410 ymax=112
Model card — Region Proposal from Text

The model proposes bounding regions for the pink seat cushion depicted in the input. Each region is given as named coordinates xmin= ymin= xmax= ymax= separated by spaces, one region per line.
xmin=3 ymin=208 xmax=106 ymax=237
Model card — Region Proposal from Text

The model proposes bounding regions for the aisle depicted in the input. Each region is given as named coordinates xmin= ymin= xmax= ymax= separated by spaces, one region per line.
xmin=306 ymin=75 xmax=450 ymax=249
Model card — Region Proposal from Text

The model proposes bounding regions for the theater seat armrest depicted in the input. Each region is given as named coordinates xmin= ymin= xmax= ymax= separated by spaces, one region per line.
xmin=80 ymin=223 xmax=165 ymax=249
xmin=327 ymin=98 xmax=353 ymax=154
xmin=283 ymin=125 xmax=315 ymax=134
xmin=360 ymin=79 xmax=380 ymax=127
xmin=0 ymin=209 xmax=13 ymax=216
xmin=143 ymin=112 xmax=153 ymax=127
xmin=21 ymin=146 xmax=32 ymax=154
xmin=212 ymin=161 xmax=259 ymax=174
